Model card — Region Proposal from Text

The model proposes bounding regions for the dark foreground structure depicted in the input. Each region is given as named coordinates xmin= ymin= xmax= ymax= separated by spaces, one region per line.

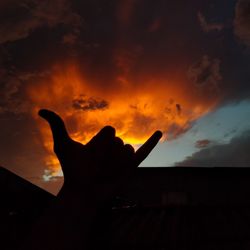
xmin=1 ymin=166 xmax=250 ymax=249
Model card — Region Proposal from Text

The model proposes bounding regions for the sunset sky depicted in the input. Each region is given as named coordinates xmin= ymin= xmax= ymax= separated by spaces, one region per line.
xmin=0 ymin=0 xmax=250 ymax=194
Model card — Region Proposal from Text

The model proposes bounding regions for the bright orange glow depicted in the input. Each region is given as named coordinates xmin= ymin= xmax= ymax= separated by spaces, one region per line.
xmin=27 ymin=63 xmax=219 ymax=175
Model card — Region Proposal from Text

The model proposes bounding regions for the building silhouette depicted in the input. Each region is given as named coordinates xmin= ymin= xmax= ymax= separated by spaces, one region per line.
xmin=1 ymin=166 xmax=250 ymax=249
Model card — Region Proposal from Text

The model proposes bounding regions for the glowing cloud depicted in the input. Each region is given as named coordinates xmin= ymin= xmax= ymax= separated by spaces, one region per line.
xmin=27 ymin=62 xmax=220 ymax=175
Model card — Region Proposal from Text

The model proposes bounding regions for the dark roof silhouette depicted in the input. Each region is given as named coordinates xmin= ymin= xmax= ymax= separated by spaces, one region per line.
xmin=0 ymin=167 xmax=54 ymax=249
xmin=1 ymin=166 xmax=250 ymax=249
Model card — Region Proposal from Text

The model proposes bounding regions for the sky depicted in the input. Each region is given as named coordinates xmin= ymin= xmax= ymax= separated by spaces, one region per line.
xmin=0 ymin=0 xmax=250 ymax=194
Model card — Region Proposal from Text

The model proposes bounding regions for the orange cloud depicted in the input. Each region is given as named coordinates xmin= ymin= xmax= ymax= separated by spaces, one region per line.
xmin=27 ymin=62 xmax=219 ymax=175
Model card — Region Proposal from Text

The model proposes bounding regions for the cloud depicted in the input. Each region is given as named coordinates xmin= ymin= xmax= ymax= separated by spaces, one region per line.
xmin=166 ymin=122 xmax=193 ymax=140
xmin=234 ymin=0 xmax=250 ymax=47
xmin=195 ymin=139 xmax=211 ymax=148
xmin=0 ymin=71 xmax=27 ymax=114
xmin=223 ymin=128 xmax=238 ymax=138
xmin=42 ymin=169 xmax=63 ymax=182
xmin=0 ymin=0 xmax=82 ymax=44
xmin=176 ymin=104 xmax=181 ymax=116
xmin=62 ymin=33 xmax=78 ymax=45
xmin=0 ymin=114 xmax=50 ymax=184
xmin=1 ymin=0 xmax=249 ymax=183
xmin=115 ymin=46 xmax=144 ymax=77
xmin=0 ymin=69 xmax=49 ymax=114
xmin=188 ymin=55 xmax=222 ymax=95
xmin=176 ymin=130 xmax=250 ymax=167
xmin=197 ymin=11 xmax=224 ymax=33
xmin=116 ymin=0 xmax=138 ymax=27
xmin=148 ymin=18 xmax=162 ymax=32
xmin=72 ymin=96 xmax=109 ymax=111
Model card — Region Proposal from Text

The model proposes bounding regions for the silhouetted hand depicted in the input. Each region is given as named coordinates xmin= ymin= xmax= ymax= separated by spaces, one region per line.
xmin=39 ymin=109 xmax=162 ymax=204
xmin=20 ymin=110 xmax=162 ymax=250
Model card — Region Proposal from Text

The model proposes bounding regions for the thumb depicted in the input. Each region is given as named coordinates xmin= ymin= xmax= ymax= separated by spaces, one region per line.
xmin=38 ymin=109 xmax=71 ymax=148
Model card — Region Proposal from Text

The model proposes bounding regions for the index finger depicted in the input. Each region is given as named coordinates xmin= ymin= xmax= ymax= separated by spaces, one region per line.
xmin=135 ymin=131 xmax=162 ymax=166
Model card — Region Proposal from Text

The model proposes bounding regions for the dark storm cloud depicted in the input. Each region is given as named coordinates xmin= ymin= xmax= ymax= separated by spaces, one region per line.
xmin=176 ymin=104 xmax=181 ymax=116
xmin=0 ymin=68 xmax=50 ymax=114
xmin=0 ymin=0 xmax=82 ymax=44
xmin=0 ymin=0 xmax=83 ymax=117
xmin=197 ymin=11 xmax=224 ymax=33
xmin=0 ymin=113 xmax=47 ymax=178
xmin=234 ymin=0 xmax=250 ymax=47
xmin=176 ymin=130 xmax=250 ymax=167
xmin=166 ymin=122 xmax=193 ymax=141
xmin=148 ymin=17 xmax=162 ymax=32
xmin=0 ymin=0 xmax=248 ymax=104
xmin=0 ymin=70 xmax=29 ymax=114
xmin=188 ymin=55 xmax=222 ymax=90
xmin=72 ymin=96 xmax=109 ymax=111
xmin=195 ymin=139 xmax=211 ymax=148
